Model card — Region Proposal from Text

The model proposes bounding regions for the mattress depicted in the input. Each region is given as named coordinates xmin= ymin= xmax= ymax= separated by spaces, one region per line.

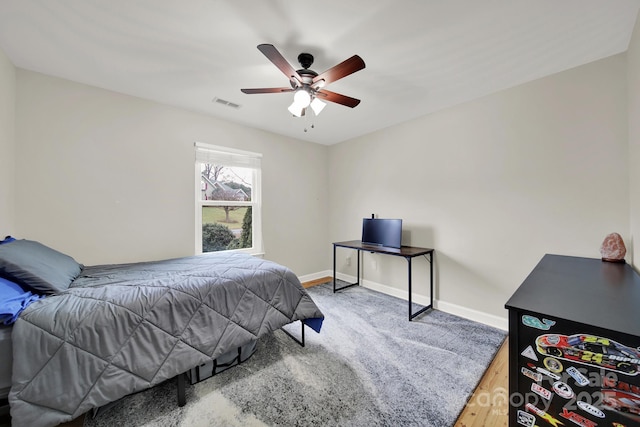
xmin=0 ymin=325 xmax=12 ymax=399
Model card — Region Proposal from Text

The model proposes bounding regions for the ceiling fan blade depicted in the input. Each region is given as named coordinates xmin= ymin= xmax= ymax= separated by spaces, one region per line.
xmin=316 ymin=89 xmax=361 ymax=108
xmin=313 ymin=55 xmax=365 ymax=86
xmin=241 ymin=87 xmax=294 ymax=94
xmin=257 ymin=44 xmax=303 ymax=84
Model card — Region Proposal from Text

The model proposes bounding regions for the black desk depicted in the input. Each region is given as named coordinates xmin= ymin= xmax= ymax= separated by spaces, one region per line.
xmin=332 ymin=240 xmax=434 ymax=321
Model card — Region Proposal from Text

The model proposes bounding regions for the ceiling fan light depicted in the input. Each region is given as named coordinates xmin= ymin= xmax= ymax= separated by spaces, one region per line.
xmin=288 ymin=102 xmax=304 ymax=117
xmin=293 ymin=89 xmax=311 ymax=107
xmin=310 ymin=97 xmax=326 ymax=115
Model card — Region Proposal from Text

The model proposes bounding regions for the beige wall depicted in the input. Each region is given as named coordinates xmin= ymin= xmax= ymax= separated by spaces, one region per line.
xmin=0 ymin=48 xmax=16 ymax=236
xmin=6 ymin=23 xmax=638 ymax=324
xmin=329 ymin=54 xmax=629 ymax=323
xmin=629 ymin=10 xmax=640 ymax=271
xmin=14 ymin=70 xmax=329 ymax=276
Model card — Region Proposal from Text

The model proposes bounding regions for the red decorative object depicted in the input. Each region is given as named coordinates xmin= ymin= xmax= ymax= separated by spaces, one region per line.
xmin=600 ymin=232 xmax=626 ymax=263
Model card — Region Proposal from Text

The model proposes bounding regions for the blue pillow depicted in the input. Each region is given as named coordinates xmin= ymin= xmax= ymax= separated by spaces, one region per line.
xmin=0 ymin=277 xmax=44 ymax=325
xmin=0 ymin=239 xmax=83 ymax=294
xmin=0 ymin=236 xmax=15 ymax=245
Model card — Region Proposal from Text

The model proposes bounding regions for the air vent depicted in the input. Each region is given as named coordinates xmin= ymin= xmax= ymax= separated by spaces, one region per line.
xmin=212 ymin=97 xmax=241 ymax=109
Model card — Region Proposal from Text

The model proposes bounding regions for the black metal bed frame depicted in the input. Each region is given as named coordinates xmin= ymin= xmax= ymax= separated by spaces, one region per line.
xmin=175 ymin=319 xmax=307 ymax=406
xmin=87 ymin=319 xmax=309 ymax=419
xmin=0 ymin=397 xmax=9 ymax=421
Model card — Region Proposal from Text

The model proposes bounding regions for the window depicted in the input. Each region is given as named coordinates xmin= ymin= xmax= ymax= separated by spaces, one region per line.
xmin=195 ymin=142 xmax=262 ymax=255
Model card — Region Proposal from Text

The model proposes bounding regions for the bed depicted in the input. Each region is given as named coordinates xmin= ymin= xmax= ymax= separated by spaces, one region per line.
xmin=0 ymin=239 xmax=324 ymax=427
xmin=0 ymin=325 xmax=11 ymax=398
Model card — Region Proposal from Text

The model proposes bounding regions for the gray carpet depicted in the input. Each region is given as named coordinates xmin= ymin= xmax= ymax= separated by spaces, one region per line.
xmin=84 ymin=281 xmax=506 ymax=427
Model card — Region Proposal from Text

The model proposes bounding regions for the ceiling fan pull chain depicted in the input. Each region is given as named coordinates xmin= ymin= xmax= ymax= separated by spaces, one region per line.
xmin=304 ymin=110 xmax=309 ymax=132
xmin=303 ymin=108 xmax=315 ymax=132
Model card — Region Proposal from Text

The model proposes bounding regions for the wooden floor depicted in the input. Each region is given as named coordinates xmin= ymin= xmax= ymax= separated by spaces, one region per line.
xmin=301 ymin=276 xmax=333 ymax=288
xmin=455 ymin=338 xmax=509 ymax=426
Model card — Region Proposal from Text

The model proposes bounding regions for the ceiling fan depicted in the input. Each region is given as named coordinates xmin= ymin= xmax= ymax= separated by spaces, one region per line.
xmin=241 ymin=44 xmax=365 ymax=117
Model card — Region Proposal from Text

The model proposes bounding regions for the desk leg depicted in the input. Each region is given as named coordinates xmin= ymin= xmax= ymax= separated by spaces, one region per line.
xmin=408 ymin=257 xmax=413 ymax=321
xmin=357 ymin=250 xmax=360 ymax=285
xmin=429 ymin=252 xmax=433 ymax=307
xmin=333 ymin=247 xmax=360 ymax=292
xmin=408 ymin=253 xmax=434 ymax=321
xmin=333 ymin=244 xmax=337 ymax=293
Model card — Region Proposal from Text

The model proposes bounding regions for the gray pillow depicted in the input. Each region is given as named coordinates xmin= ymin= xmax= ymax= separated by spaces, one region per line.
xmin=0 ymin=240 xmax=83 ymax=294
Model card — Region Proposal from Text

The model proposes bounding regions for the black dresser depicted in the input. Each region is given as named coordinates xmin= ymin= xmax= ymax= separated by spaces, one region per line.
xmin=505 ymin=254 xmax=640 ymax=427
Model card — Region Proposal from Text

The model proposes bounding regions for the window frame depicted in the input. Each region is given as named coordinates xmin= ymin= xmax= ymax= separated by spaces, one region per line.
xmin=194 ymin=142 xmax=263 ymax=256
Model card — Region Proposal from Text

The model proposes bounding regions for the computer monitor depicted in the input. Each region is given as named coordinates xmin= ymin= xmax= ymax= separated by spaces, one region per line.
xmin=361 ymin=218 xmax=402 ymax=248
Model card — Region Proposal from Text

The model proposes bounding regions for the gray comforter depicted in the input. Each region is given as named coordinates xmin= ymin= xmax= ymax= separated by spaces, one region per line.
xmin=8 ymin=253 xmax=324 ymax=427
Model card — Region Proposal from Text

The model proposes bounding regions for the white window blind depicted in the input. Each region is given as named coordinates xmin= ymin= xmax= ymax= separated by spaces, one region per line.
xmin=195 ymin=142 xmax=261 ymax=169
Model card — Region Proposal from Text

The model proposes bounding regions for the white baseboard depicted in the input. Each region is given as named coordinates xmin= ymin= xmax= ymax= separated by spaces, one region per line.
xmin=300 ymin=271 xmax=508 ymax=331
xmin=298 ymin=270 xmax=333 ymax=284
xmin=435 ymin=300 xmax=508 ymax=331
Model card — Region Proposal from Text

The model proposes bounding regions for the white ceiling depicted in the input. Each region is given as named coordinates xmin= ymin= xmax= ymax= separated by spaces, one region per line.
xmin=0 ymin=1 xmax=638 ymax=145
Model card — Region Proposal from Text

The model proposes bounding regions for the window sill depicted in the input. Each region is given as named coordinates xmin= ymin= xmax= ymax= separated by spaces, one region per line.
xmin=196 ymin=249 xmax=264 ymax=258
